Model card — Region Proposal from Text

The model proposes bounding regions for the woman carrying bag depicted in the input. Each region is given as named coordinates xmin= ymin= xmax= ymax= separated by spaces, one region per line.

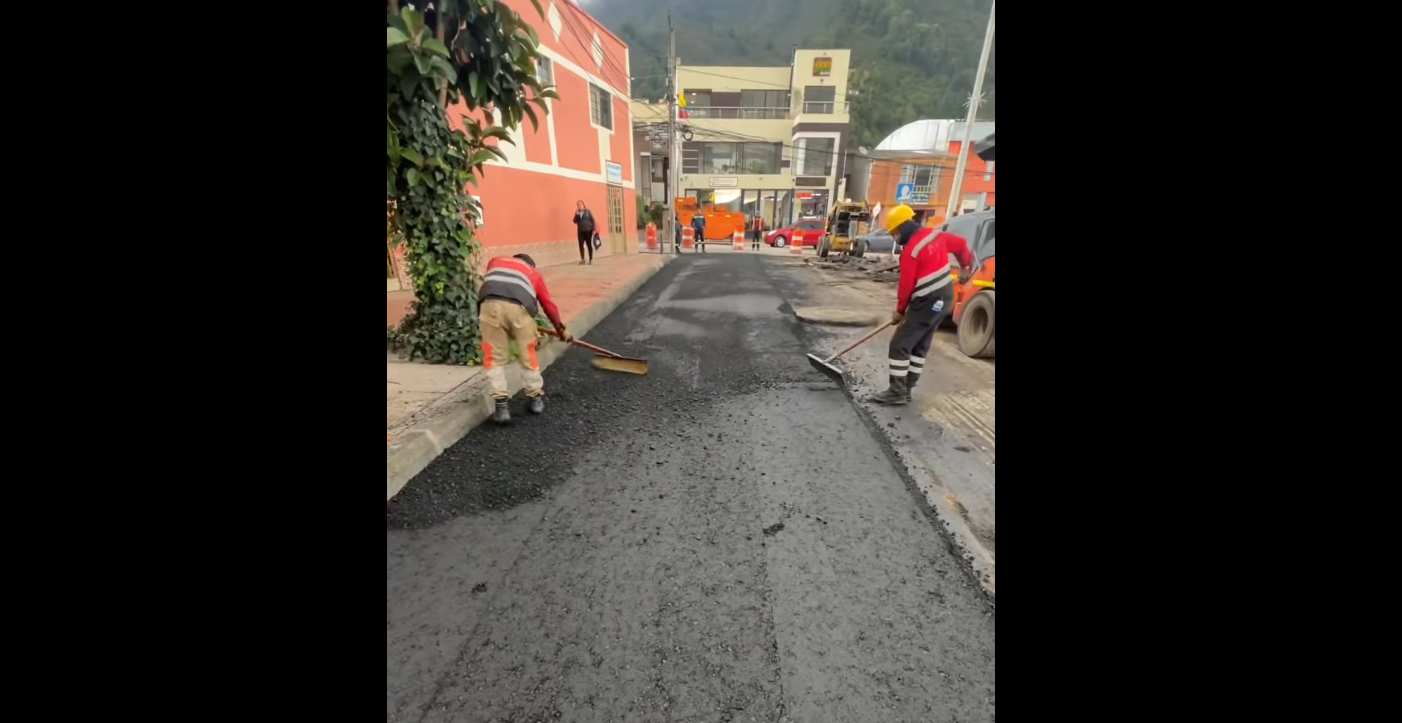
xmin=572 ymin=201 xmax=597 ymax=265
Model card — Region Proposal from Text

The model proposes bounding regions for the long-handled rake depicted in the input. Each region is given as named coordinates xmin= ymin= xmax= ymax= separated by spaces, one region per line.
xmin=539 ymin=327 xmax=649 ymax=375
xmin=806 ymin=320 xmax=895 ymax=385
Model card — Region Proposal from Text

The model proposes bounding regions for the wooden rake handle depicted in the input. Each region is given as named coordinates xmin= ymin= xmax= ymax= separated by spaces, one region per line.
xmin=824 ymin=320 xmax=896 ymax=363
xmin=537 ymin=326 xmax=624 ymax=358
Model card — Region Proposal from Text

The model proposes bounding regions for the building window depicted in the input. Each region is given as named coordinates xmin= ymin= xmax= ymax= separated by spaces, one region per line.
xmin=690 ymin=142 xmax=783 ymax=174
xmin=681 ymin=144 xmax=701 ymax=174
xmin=796 ymin=138 xmax=834 ymax=176
xmin=689 ymin=142 xmax=790 ymax=174
xmin=742 ymin=143 xmax=781 ymax=174
xmin=739 ymin=90 xmax=790 ymax=109
xmin=589 ymin=84 xmax=613 ymax=130
xmin=536 ymin=56 xmax=554 ymax=85
xmin=683 ymin=90 xmax=790 ymax=119
xmin=898 ymin=163 xmax=936 ymax=203
xmin=900 ymin=163 xmax=936 ymax=187
xmin=802 ymin=86 xmax=836 ymax=114
xmin=701 ymin=143 xmax=738 ymax=174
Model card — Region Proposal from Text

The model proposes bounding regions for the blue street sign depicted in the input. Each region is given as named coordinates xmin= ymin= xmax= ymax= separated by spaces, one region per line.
xmin=895 ymin=183 xmax=914 ymax=202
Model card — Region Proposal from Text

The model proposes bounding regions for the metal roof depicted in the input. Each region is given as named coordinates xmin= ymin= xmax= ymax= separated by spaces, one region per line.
xmin=874 ymin=119 xmax=996 ymax=152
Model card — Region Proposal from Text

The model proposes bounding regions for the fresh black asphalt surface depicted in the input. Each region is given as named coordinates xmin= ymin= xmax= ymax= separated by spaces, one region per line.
xmin=386 ymin=254 xmax=996 ymax=723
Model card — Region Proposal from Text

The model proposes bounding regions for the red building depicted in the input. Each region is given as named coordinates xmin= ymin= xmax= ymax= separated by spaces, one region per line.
xmin=451 ymin=0 xmax=637 ymax=269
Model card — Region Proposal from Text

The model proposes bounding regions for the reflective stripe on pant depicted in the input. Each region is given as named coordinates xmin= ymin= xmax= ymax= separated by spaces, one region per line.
xmin=887 ymin=285 xmax=955 ymax=378
xmin=480 ymin=298 xmax=545 ymax=399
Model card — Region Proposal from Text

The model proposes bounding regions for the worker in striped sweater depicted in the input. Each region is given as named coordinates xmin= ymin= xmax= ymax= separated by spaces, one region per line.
xmin=477 ymin=254 xmax=572 ymax=424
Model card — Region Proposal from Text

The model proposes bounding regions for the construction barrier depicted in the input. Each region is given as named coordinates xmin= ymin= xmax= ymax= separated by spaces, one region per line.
xmin=732 ymin=231 xmax=745 ymax=251
xmin=789 ymin=233 xmax=803 ymax=256
xmin=644 ymin=223 xmax=658 ymax=252
xmin=681 ymin=226 xmax=694 ymax=250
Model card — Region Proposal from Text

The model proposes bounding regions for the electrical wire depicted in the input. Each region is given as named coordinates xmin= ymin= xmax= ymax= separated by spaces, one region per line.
xmin=640 ymin=119 xmax=996 ymax=182
xmin=556 ymin=5 xmax=636 ymax=102
xmin=683 ymin=125 xmax=994 ymax=175
xmin=680 ymin=67 xmax=851 ymax=97
xmin=674 ymin=127 xmax=996 ymax=181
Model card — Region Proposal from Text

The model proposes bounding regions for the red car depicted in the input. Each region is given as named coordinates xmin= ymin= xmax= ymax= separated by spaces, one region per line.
xmin=765 ymin=218 xmax=826 ymax=248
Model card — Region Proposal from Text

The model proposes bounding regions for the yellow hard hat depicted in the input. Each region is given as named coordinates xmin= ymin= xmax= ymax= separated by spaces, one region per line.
xmin=885 ymin=204 xmax=915 ymax=233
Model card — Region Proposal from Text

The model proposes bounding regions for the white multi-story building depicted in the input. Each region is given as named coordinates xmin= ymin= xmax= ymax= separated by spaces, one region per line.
xmin=632 ymin=49 xmax=852 ymax=229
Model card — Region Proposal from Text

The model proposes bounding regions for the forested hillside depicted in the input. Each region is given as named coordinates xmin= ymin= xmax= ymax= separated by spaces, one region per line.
xmin=584 ymin=0 xmax=995 ymax=148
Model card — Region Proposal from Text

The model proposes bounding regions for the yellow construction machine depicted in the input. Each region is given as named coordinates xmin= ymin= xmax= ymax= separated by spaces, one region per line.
xmin=816 ymin=201 xmax=873 ymax=258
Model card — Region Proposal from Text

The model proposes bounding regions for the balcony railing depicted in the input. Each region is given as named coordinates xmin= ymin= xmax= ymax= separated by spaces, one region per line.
xmin=898 ymin=183 xmax=935 ymax=205
xmin=681 ymin=164 xmax=782 ymax=175
xmin=801 ymin=101 xmax=849 ymax=115
xmin=685 ymin=107 xmax=790 ymax=120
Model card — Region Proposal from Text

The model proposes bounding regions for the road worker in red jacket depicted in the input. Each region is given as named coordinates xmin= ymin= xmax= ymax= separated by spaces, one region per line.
xmin=869 ymin=205 xmax=974 ymax=406
xmin=477 ymin=254 xmax=572 ymax=424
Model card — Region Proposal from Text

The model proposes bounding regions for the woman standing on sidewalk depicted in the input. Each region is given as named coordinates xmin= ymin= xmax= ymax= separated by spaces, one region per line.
xmin=572 ymin=200 xmax=596 ymax=265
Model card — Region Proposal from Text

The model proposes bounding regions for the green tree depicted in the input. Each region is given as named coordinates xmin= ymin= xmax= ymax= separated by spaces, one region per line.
xmin=386 ymin=0 xmax=559 ymax=365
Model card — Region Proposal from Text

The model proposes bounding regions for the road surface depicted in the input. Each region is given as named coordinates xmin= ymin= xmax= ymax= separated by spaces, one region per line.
xmin=387 ymin=254 xmax=996 ymax=723
xmin=766 ymin=256 xmax=996 ymax=579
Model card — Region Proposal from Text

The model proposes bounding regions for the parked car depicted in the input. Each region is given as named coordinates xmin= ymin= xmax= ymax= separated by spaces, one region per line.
xmin=853 ymin=228 xmax=897 ymax=254
xmin=766 ymin=218 xmax=826 ymax=248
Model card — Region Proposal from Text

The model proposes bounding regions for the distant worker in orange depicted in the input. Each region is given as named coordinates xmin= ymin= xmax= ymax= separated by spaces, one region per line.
xmin=750 ymin=213 xmax=764 ymax=250
xmin=477 ymin=253 xmax=572 ymax=424
xmin=869 ymin=205 xmax=973 ymax=406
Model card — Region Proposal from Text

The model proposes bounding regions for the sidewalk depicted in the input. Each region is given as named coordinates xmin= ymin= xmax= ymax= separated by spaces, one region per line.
xmin=387 ymin=253 xmax=673 ymax=500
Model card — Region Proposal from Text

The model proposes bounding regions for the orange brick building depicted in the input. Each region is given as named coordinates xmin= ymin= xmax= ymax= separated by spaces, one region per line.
xmin=466 ymin=0 xmax=636 ymax=269
xmin=853 ymin=120 xmax=995 ymax=228
xmin=393 ymin=0 xmax=638 ymax=290
xmin=864 ymin=143 xmax=995 ymax=225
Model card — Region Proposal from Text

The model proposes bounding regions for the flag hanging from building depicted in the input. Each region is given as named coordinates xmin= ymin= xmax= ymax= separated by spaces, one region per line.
xmin=678 ymin=91 xmax=687 ymax=108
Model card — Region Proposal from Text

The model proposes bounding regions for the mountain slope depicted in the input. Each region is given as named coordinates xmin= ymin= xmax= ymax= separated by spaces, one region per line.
xmin=585 ymin=0 xmax=995 ymax=148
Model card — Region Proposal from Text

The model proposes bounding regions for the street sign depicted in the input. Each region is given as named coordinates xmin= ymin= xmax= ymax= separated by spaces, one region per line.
xmin=895 ymin=183 xmax=914 ymax=202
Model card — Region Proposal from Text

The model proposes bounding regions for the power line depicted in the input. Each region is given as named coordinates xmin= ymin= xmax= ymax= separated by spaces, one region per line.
xmin=557 ymin=6 xmax=636 ymax=101
xmin=678 ymin=67 xmax=853 ymax=101
xmin=643 ymin=122 xmax=997 ymax=179
xmin=677 ymin=129 xmax=997 ymax=180
xmin=554 ymin=5 xmax=637 ymax=104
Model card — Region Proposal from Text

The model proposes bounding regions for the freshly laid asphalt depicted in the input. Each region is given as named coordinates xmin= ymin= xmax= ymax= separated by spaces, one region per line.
xmin=386 ymin=254 xmax=996 ymax=723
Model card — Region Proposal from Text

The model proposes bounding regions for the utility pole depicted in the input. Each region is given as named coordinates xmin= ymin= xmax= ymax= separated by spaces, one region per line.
xmin=666 ymin=13 xmax=678 ymax=254
xmin=945 ymin=0 xmax=994 ymax=219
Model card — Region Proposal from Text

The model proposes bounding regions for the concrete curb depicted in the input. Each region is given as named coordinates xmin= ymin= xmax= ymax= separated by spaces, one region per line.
xmin=387 ymin=255 xmax=674 ymax=501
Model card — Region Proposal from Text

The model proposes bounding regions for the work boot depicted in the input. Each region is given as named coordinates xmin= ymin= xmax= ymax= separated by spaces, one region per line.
xmin=868 ymin=376 xmax=910 ymax=406
xmin=906 ymin=372 xmax=921 ymax=401
xmin=528 ymin=395 xmax=546 ymax=415
xmin=492 ymin=398 xmax=511 ymax=424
